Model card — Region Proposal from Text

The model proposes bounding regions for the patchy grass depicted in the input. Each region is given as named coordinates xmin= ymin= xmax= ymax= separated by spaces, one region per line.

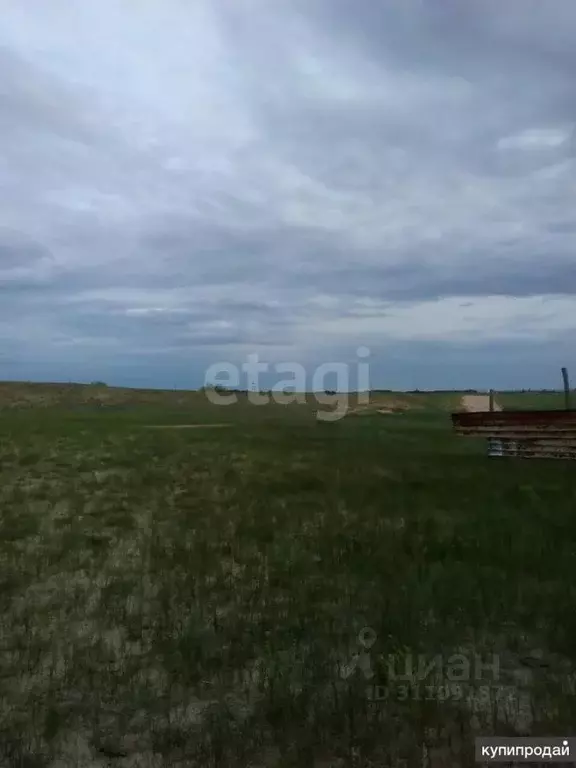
xmin=143 ymin=424 xmax=232 ymax=430
xmin=0 ymin=391 xmax=575 ymax=766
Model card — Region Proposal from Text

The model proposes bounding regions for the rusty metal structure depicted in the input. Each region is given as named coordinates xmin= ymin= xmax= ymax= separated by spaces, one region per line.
xmin=451 ymin=409 xmax=576 ymax=460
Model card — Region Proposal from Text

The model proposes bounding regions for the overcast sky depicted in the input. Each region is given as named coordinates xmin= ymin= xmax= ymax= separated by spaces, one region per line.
xmin=1 ymin=0 xmax=576 ymax=391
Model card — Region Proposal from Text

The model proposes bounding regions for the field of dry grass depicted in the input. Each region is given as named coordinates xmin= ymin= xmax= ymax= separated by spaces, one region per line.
xmin=1 ymin=382 xmax=575 ymax=766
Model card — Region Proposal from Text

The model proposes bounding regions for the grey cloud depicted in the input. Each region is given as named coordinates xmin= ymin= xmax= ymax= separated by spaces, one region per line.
xmin=0 ymin=228 xmax=53 ymax=268
xmin=1 ymin=1 xmax=575 ymax=388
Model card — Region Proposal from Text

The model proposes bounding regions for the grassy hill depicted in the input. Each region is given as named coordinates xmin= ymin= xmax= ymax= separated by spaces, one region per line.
xmin=0 ymin=380 xmax=575 ymax=764
xmin=0 ymin=380 xmax=571 ymax=412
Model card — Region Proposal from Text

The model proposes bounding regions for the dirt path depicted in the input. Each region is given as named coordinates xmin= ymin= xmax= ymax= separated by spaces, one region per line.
xmin=460 ymin=394 xmax=502 ymax=412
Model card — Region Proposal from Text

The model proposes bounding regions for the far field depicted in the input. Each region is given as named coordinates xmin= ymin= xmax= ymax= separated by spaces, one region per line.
xmin=0 ymin=382 xmax=575 ymax=767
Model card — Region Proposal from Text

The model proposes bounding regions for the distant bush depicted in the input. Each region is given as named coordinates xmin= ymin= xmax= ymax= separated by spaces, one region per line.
xmin=201 ymin=383 xmax=232 ymax=393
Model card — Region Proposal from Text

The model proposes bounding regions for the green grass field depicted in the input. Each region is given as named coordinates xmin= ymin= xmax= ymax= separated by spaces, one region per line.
xmin=1 ymin=384 xmax=575 ymax=766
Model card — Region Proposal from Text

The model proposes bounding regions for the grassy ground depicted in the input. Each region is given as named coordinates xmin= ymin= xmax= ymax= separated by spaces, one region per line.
xmin=1 ymin=387 xmax=575 ymax=766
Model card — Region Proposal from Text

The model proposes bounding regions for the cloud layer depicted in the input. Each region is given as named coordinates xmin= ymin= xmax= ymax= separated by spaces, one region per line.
xmin=1 ymin=0 xmax=575 ymax=389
